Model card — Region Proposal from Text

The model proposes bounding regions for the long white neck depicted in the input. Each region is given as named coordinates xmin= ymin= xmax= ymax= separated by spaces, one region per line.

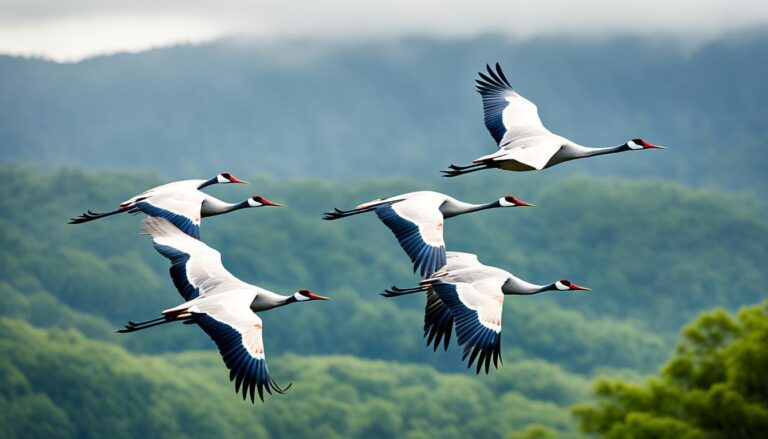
xmin=440 ymin=199 xmax=499 ymax=219
xmin=200 ymin=197 xmax=247 ymax=217
xmin=566 ymin=143 xmax=628 ymax=159
xmin=501 ymin=276 xmax=550 ymax=295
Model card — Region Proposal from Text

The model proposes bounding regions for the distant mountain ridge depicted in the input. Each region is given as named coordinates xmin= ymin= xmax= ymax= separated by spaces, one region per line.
xmin=0 ymin=32 xmax=766 ymax=195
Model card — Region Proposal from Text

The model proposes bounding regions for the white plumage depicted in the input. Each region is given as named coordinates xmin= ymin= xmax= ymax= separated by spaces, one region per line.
xmin=442 ymin=63 xmax=667 ymax=177
xmin=118 ymin=217 xmax=328 ymax=403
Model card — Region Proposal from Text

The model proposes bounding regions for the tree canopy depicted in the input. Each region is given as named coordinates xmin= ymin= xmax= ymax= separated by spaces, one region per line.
xmin=573 ymin=301 xmax=768 ymax=438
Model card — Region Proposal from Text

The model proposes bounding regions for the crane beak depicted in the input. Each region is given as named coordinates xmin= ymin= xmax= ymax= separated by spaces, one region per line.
xmin=569 ymin=283 xmax=592 ymax=291
xmin=308 ymin=292 xmax=330 ymax=300
xmin=230 ymin=177 xmax=249 ymax=184
xmin=641 ymin=141 xmax=668 ymax=150
xmin=516 ymin=200 xmax=535 ymax=207
xmin=261 ymin=198 xmax=285 ymax=207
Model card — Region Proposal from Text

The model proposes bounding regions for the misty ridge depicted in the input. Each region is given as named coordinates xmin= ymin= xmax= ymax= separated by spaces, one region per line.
xmin=0 ymin=31 xmax=766 ymax=198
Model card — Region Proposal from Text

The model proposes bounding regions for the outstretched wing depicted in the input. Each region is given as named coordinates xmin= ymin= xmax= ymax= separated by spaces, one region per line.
xmin=375 ymin=198 xmax=446 ymax=278
xmin=135 ymin=200 xmax=201 ymax=239
xmin=431 ymin=280 xmax=503 ymax=374
xmin=131 ymin=183 xmax=206 ymax=239
xmin=423 ymin=288 xmax=454 ymax=351
xmin=193 ymin=306 xmax=290 ymax=403
xmin=476 ymin=63 xmax=547 ymax=146
xmin=142 ymin=217 xmax=247 ymax=300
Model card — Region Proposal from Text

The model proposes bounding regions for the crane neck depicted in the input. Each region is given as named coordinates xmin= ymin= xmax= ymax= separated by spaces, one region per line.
xmin=440 ymin=200 xmax=500 ymax=219
xmin=501 ymin=278 xmax=553 ymax=295
xmin=197 ymin=177 xmax=219 ymax=190
xmin=201 ymin=198 xmax=249 ymax=218
xmin=571 ymin=143 xmax=629 ymax=159
xmin=249 ymin=291 xmax=298 ymax=312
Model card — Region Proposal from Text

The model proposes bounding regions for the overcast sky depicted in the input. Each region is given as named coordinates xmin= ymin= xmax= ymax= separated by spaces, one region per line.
xmin=1 ymin=0 xmax=767 ymax=61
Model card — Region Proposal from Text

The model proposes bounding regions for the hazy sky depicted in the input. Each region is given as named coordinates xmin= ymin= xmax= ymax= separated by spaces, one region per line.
xmin=1 ymin=0 xmax=767 ymax=61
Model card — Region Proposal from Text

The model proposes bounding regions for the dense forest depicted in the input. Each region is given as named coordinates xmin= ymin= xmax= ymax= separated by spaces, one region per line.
xmin=574 ymin=301 xmax=768 ymax=438
xmin=0 ymin=166 xmax=766 ymax=437
xmin=1 ymin=31 xmax=767 ymax=197
xmin=1 ymin=29 xmax=766 ymax=439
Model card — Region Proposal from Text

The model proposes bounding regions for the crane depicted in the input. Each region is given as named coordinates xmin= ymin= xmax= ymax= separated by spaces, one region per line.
xmin=443 ymin=63 xmax=666 ymax=177
xmin=118 ymin=217 xmax=329 ymax=402
xmin=324 ymin=191 xmax=532 ymax=277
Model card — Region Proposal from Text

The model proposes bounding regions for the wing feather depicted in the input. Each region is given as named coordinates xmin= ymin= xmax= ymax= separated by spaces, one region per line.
xmin=376 ymin=199 xmax=446 ymax=278
xmin=142 ymin=217 xmax=247 ymax=298
xmin=431 ymin=280 xmax=504 ymax=374
xmin=476 ymin=63 xmax=546 ymax=145
xmin=193 ymin=305 xmax=290 ymax=403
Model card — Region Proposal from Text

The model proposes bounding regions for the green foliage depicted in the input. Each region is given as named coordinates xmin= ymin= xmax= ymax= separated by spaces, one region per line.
xmin=0 ymin=319 xmax=580 ymax=438
xmin=1 ymin=166 xmax=766 ymax=437
xmin=573 ymin=301 xmax=768 ymax=438
xmin=506 ymin=424 xmax=559 ymax=439
xmin=2 ymin=166 xmax=721 ymax=374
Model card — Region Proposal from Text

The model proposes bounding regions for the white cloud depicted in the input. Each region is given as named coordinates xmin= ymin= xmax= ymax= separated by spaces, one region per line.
xmin=1 ymin=0 xmax=767 ymax=61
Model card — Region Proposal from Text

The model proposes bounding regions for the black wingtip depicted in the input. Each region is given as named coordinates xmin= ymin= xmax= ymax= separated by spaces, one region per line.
xmin=497 ymin=63 xmax=511 ymax=87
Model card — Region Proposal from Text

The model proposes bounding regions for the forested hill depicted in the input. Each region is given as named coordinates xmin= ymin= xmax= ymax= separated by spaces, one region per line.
xmin=1 ymin=167 xmax=766 ymax=437
xmin=1 ymin=31 xmax=767 ymax=196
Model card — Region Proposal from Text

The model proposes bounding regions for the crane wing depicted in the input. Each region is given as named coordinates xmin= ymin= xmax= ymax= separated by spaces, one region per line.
xmin=130 ymin=182 xmax=207 ymax=239
xmin=423 ymin=288 xmax=454 ymax=351
xmin=375 ymin=197 xmax=447 ymax=278
xmin=192 ymin=303 xmax=290 ymax=403
xmin=476 ymin=63 xmax=547 ymax=146
xmin=142 ymin=217 xmax=247 ymax=300
xmin=440 ymin=252 xmax=482 ymax=272
xmin=431 ymin=278 xmax=504 ymax=374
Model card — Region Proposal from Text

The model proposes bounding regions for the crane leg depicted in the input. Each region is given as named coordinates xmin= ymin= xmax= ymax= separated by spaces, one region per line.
xmin=68 ymin=205 xmax=137 ymax=224
xmin=440 ymin=163 xmax=493 ymax=177
xmin=117 ymin=313 xmax=192 ymax=333
xmin=322 ymin=206 xmax=377 ymax=220
xmin=381 ymin=285 xmax=429 ymax=297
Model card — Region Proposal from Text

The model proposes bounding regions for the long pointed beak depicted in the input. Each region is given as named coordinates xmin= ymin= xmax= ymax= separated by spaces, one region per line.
xmin=570 ymin=283 xmax=592 ymax=291
xmin=516 ymin=200 xmax=535 ymax=207
xmin=230 ymin=177 xmax=249 ymax=184
xmin=308 ymin=292 xmax=330 ymax=300
xmin=642 ymin=141 xmax=668 ymax=150
xmin=262 ymin=199 xmax=285 ymax=207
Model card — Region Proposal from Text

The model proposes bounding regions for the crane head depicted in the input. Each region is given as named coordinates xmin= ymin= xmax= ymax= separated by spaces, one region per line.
xmin=499 ymin=196 xmax=535 ymax=207
xmin=293 ymin=289 xmax=330 ymax=302
xmin=217 ymin=172 xmax=249 ymax=184
xmin=554 ymin=279 xmax=591 ymax=292
xmin=248 ymin=195 xmax=285 ymax=207
xmin=626 ymin=139 xmax=668 ymax=150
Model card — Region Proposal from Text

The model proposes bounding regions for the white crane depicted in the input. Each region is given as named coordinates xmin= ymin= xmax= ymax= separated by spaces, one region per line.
xmin=442 ymin=63 xmax=666 ymax=177
xmin=383 ymin=251 xmax=590 ymax=373
xmin=323 ymin=191 xmax=533 ymax=278
xmin=69 ymin=172 xmax=283 ymax=239
xmin=118 ymin=217 xmax=329 ymax=403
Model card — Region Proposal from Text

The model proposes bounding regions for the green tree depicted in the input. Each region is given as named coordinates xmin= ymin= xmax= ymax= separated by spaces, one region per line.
xmin=572 ymin=301 xmax=768 ymax=438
